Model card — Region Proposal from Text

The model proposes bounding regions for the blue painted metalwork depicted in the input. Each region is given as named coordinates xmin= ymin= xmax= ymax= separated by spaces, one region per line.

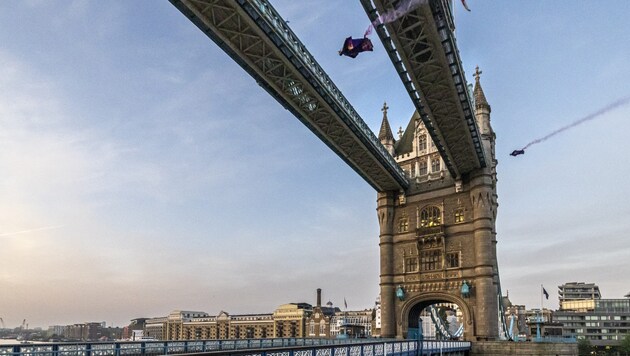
xmin=532 ymin=336 xmax=577 ymax=344
xmin=419 ymin=340 xmax=471 ymax=355
xmin=169 ymin=0 xmax=408 ymax=192
xmin=360 ymin=0 xmax=455 ymax=177
xmin=360 ymin=0 xmax=486 ymax=177
xmin=427 ymin=305 xmax=462 ymax=340
xmin=497 ymin=278 xmax=511 ymax=340
xmin=396 ymin=285 xmax=405 ymax=300
xmin=0 ymin=338 xmax=472 ymax=356
xmin=240 ymin=0 xmax=408 ymax=190
xmin=431 ymin=0 xmax=485 ymax=167
xmin=460 ymin=281 xmax=470 ymax=298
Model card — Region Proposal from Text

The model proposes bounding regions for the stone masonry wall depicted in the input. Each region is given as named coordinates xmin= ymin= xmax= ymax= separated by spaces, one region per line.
xmin=470 ymin=341 xmax=578 ymax=356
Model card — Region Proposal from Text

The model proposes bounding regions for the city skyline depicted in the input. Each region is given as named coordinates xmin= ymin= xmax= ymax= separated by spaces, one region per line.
xmin=1 ymin=1 xmax=629 ymax=328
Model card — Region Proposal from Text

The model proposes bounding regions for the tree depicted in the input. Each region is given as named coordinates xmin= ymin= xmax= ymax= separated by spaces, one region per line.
xmin=577 ymin=337 xmax=592 ymax=356
xmin=620 ymin=334 xmax=630 ymax=356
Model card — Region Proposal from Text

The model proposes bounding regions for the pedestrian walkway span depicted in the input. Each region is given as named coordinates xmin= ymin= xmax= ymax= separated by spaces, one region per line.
xmin=1 ymin=338 xmax=471 ymax=356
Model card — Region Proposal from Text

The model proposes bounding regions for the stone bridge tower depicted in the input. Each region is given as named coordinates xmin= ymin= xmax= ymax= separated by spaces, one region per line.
xmin=376 ymin=68 xmax=499 ymax=341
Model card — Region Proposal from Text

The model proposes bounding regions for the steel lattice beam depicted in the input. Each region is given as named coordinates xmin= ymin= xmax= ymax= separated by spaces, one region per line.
xmin=361 ymin=0 xmax=486 ymax=178
xmin=170 ymin=0 xmax=409 ymax=192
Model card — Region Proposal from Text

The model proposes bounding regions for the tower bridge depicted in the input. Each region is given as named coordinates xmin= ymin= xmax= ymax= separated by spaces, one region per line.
xmin=171 ymin=0 xmax=502 ymax=342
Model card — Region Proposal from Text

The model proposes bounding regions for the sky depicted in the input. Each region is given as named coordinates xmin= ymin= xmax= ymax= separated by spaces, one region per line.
xmin=1 ymin=1 xmax=629 ymax=329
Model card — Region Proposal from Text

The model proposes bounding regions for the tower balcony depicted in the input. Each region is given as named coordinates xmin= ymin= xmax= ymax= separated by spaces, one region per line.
xmin=417 ymin=225 xmax=445 ymax=240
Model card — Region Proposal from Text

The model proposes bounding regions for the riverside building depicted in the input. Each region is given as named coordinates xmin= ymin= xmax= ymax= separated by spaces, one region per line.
xmin=554 ymin=282 xmax=630 ymax=346
xmin=142 ymin=289 xmax=374 ymax=341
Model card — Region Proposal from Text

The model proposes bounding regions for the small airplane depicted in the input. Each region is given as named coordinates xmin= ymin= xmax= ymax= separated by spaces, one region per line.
xmin=510 ymin=149 xmax=525 ymax=157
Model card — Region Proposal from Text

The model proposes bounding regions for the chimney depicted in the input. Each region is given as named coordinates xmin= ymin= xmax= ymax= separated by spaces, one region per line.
xmin=317 ymin=288 xmax=322 ymax=307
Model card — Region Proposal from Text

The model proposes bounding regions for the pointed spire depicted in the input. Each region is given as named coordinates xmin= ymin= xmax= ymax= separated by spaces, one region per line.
xmin=378 ymin=102 xmax=394 ymax=142
xmin=378 ymin=102 xmax=396 ymax=156
xmin=473 ymin=66 xmax=491 ymax=112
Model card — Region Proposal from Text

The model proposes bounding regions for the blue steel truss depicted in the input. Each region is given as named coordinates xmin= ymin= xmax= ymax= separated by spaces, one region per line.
xmin=360 ymin=0 xmax=486 ymax=178
xmin=170 ymin=0 xmax=408 ymax=192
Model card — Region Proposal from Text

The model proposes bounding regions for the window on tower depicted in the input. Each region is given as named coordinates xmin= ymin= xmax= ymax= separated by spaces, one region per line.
xmin=454 ymin=208 xmax=465 ymax=223
xmin=446 ymin=252 xmax=460 ymax=268
xmin=420 ymin=249 xmax=442 ymax=271
xmin=398 ymin=216 xmax=409 ymax=232
xmin=420 ymin=206 xmax=441 ymax=227
xmin=419 ymin=159 xmax=427 ymax=176
xmin=418 ymin=134 xmax=427 ymax=151
xmin=406 ymin=257 xmax=418 ymax=272
xmin=431 ymin=155 xmax=441 ymax=172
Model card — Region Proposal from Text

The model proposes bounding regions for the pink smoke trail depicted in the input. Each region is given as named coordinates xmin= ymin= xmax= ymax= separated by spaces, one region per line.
xmin=364 ymin=0 xmax=428 ymax=37
xmin=521 ymin=96 xmax=630 ymax=150
xmin=373 ymin=0 xmax=427 ymax=25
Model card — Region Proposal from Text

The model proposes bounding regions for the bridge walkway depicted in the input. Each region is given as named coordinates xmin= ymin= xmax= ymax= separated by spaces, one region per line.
xmin=361 ymin=0 xmax=487 ymax=178
xmin=170 ymin=0 xmax=408 ymax=192
xmin=1 ymin=338 xmax=471 ymax=356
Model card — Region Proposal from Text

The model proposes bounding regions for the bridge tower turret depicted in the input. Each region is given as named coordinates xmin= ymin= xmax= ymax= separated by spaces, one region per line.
xmin=375 ymin=69 xmax=501 ymax=341
xmin=376 ymin=101 xmax=397 ymax=338
xmin=471 ymin=66 xmax=500 ymax=340
xmin=473 ymin=66 xmax=497 ymax=177
xmin=378 ymin=102 xmax=396 ymax=156
xmin=474 ymin=67 xmax=499 ymax=207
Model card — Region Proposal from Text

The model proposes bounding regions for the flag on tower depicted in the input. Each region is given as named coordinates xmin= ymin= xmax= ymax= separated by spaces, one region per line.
xmin=543 ymin=287 xmax=549 ymax=300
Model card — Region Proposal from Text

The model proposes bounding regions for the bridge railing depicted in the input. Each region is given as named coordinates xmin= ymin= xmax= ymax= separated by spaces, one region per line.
xmin=419 ymin=340 xmax=471 ymax=355
xmin=0 ymin=338 xmax=387 ymax=356
xmin=531 ymin=336 xmax=577 ymax=344
xmin=0 ymin=338 xmax=472 ymax=356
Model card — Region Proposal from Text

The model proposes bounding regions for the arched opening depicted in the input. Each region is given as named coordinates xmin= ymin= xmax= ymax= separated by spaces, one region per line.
xmin=405 ymin=298 xmax=469 ymax=341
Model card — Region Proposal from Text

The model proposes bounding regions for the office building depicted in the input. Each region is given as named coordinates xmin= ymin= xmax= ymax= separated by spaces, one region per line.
xmin=554 ymin=282 xmax=630 ymax=346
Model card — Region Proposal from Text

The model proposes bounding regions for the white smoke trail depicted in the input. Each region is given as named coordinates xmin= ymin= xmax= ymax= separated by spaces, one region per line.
xmin=0 ymin=225 xmax=65 ymax=237
xmin=521 ymin=96 xmax=630 ymax=151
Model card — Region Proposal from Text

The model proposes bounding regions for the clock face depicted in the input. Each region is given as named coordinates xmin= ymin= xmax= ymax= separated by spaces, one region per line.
xmin=315 ymin=312 xmax=320 ymax=318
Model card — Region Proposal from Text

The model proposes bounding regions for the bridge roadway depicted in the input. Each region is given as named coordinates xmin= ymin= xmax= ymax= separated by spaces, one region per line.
xmin=360 ymin=0 xmax=487 ymax=179
xmin=0 ymin=338 xmax=471 ymax=356
xmin=169 ymin=0 xmax=408 ymax=192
